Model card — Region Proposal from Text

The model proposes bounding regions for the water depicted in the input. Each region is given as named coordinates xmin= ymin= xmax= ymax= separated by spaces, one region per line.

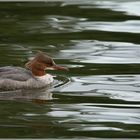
xmin=0 ymin=0 xmax=140 ymax=138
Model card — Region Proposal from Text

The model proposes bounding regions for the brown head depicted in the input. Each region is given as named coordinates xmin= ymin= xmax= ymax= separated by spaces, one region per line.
xmin=25 ymin=51 xmax=68 ymax=76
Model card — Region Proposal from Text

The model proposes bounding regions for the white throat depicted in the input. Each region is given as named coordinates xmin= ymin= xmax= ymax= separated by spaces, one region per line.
xmin=35 ymin=74 xmax=54 ymax=85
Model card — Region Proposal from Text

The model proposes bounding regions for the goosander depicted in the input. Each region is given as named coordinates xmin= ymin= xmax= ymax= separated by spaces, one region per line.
xmin=0 ymin=51 xmax=68 ymax=91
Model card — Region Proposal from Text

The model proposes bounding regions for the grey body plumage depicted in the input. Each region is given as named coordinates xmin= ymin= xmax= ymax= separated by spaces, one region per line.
xmin=0 ymin=66 xmax=51 ymax=91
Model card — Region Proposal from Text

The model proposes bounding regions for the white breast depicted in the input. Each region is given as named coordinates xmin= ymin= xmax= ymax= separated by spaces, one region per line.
xmin=35 ymin=74 xmax=54 ymax=85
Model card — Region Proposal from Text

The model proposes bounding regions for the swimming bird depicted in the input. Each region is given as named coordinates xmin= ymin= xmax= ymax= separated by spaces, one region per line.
xmin=0 ymin=51 xmax=68 ymax=91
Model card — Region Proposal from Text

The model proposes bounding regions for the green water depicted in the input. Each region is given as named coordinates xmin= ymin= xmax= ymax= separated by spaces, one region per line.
xmin=0 ymin=0 xmax=140 ymax=138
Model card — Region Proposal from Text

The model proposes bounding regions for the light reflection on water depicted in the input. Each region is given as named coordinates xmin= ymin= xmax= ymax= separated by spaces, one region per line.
xmin=47 ymin=103 xmax=140 ymax=124
xmin=94 ymin=1 xmax=140 ymax=16
xmin=59 ymin=40 xmax=140 ymax=64
xmin=77 ymin=20 xmax=140 ymax=33
xmin=57 ymin=75 xmax=140 ymax=102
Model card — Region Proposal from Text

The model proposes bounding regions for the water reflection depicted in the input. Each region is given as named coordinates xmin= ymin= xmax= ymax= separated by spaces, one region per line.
xmin=46 ymin=102 xmax=140 ymax=136
xmin=23 ymin=15 xmax=140 ymax=34
xmin=59 ymin=40 xmax=140 ymax=64
xmin=0 ymin=88 xmax=53 ymax=101
xmin=95 ymin=1 xmax=140 ymax=16
xmin=0 ymin=0 xmax=140 ymax=138
xmin=58 ymin=75 xmax=140 ymax=102
xmin=77 ymin=20 xmax=140 ymax=33
xmin=48 ymin=103 xmax=140 ymax=124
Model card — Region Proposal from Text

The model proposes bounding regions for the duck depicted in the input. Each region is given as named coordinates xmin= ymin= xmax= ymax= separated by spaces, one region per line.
xmin=0 ymin=51 xmax=68 ymax=91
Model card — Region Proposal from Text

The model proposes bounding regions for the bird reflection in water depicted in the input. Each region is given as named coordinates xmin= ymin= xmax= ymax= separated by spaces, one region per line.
xmin=0 ymin=85 xmax=53 ymax=103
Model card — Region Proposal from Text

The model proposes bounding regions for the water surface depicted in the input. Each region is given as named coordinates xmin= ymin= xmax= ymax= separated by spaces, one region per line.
xmin=0 ymin=0 xmax=140 ymax=138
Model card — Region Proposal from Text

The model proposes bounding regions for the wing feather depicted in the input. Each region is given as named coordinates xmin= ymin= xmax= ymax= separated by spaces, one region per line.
xmin=0 ymin=66 xmax=33 ymax=81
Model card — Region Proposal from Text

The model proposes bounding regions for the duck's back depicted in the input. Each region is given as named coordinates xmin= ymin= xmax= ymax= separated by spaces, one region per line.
xmin=0 ymin=66 xmax=32 ymax=81
xmin=0 ymin=66 xmax=34 ymax=90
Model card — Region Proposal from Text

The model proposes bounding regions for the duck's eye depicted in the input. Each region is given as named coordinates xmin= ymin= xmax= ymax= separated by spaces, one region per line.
xmin=40 ymin=58 xmax=54 ymax=66
xmin=46 ymin=62 xmax=53 ymax=67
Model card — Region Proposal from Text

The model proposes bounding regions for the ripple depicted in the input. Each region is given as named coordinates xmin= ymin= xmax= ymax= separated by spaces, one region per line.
xmin=47 ymin=103 xmax=140 ymax=126
xmin=57 ymin=75 xmax=140 ymax=102
xmin=47 ymin=0 xmax=140 ymax=17
xmin=59 ymin=40 xmax=140 ymax=64
xmin=95 ymin=1 xmax=140 ymax=16
xmin=53 ymin=75 xmax=71 ymax=89
xmin=70 ymin=126 xmax=124 ymax=132
xmin=0 ymin=1 xmax=140 ymax=138
xmin=23 ymin=15 xmax=87 ymax=34
xmin=77 ymin=20 xmax=140 ymax=33
xmin=25 ymin=15 xmax=140 ymax=34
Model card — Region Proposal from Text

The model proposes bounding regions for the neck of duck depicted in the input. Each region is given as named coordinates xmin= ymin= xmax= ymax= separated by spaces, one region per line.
xmin=26 ymin=61 xmax=46 ymax=76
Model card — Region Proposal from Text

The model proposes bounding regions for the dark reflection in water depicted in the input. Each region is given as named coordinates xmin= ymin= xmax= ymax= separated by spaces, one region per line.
xmin=0 ymin=0 xmax=140 ymax=138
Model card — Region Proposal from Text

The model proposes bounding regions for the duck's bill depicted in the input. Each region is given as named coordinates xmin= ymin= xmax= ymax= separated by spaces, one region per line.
xmin=52 ymin=65 xmax=69 ymax=71
xmin=53 ymin=65 xmax=69 ymax=71
xmin=46 ymin=65 xmax=69 ymax=71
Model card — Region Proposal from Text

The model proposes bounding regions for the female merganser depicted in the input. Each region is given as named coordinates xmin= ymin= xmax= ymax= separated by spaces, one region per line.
xmin=0 ymin=51 xmax=68 ymax=91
